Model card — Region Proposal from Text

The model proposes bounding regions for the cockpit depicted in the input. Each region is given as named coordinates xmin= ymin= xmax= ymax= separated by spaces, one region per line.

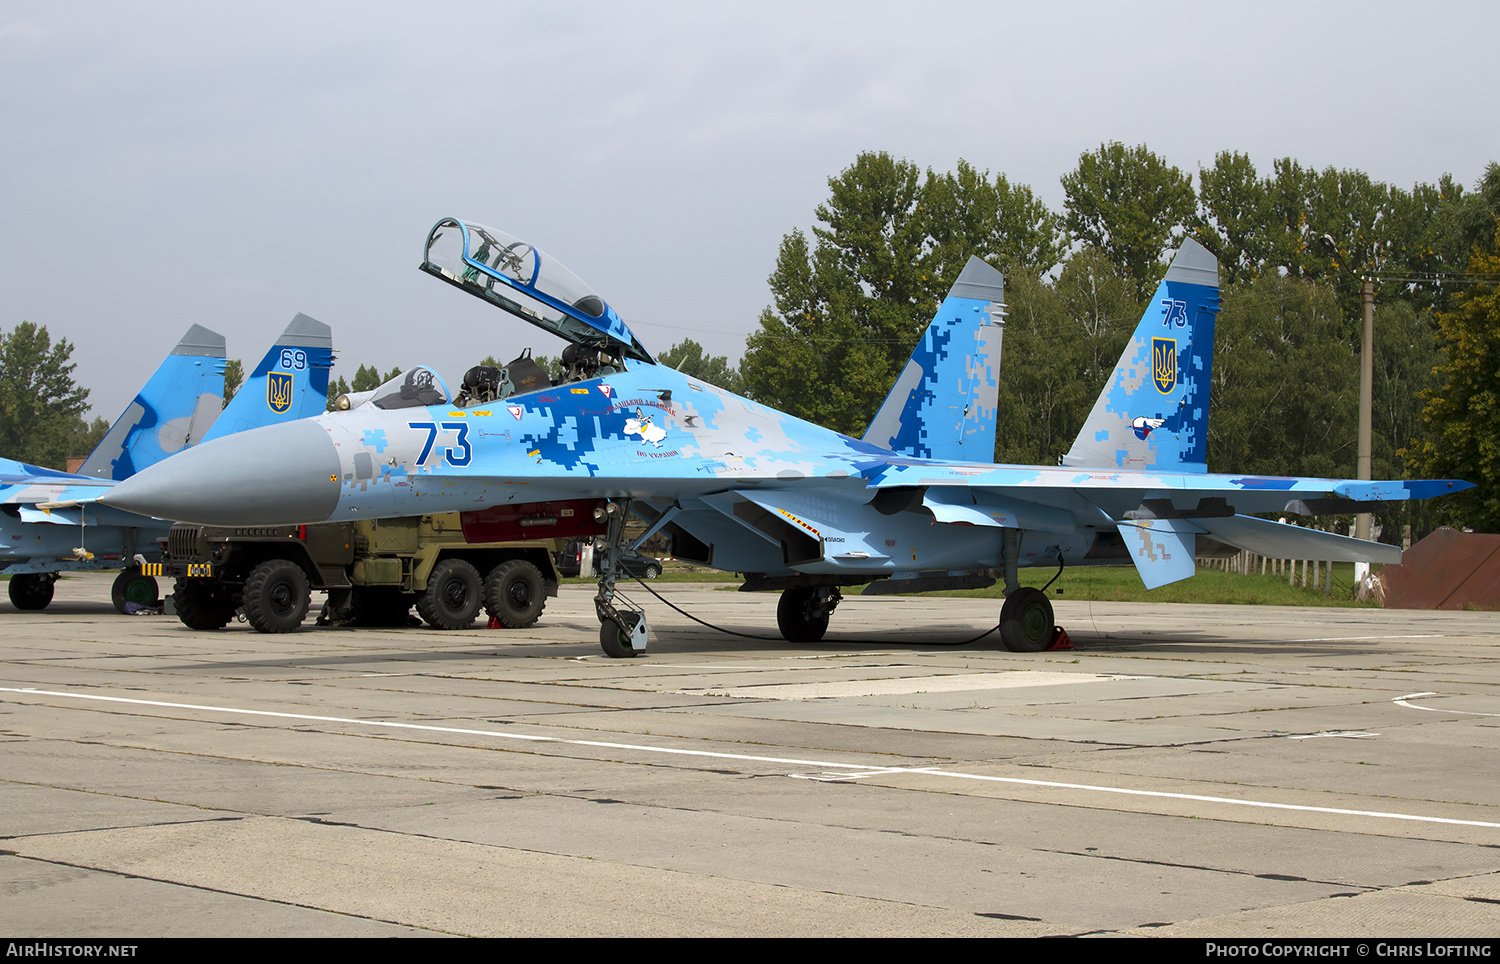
xmin=420 ymin=217 xmax=654 ymax=365
xmin=330 ymin=345 xmax=622 ymax=413
xmin=333 ymin=218 xmax=655 ymax=415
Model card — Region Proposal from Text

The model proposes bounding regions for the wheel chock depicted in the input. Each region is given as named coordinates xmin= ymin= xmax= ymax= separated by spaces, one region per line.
xmin=487 ymin=615 xmax=501 ymax=629
xmin=1045 ymin=626 xmax=1075 ymax=651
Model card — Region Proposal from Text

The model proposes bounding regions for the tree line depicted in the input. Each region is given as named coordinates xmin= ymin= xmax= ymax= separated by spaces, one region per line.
xmin=728 ymin=147 xmax=1499 ymax=536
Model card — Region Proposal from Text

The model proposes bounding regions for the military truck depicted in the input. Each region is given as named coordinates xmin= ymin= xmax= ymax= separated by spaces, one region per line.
xmin=150 ymin=499 xmax=607 ymax=634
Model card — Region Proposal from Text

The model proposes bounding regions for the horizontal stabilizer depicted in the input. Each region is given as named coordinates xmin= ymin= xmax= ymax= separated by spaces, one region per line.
xmin=1196 ymin=514 xmax=1402 ymax=564
xmin=1117 ymin=518 xmax=1198 ymax=589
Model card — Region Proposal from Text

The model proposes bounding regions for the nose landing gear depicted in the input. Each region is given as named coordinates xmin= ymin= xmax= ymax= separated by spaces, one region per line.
xmin=594 ymin=499 xmax=649 ymax=658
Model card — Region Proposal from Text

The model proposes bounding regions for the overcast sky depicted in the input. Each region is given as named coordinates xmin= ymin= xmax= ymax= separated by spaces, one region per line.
xmin=3 ymin=0 xmax=1496 ymax=420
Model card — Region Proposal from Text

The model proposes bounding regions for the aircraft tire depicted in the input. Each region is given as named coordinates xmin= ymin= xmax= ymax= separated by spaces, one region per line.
xmin=243 ymin=559 xmax=312 ymax=634
xmin=8 ymin=573 xmax=55 ymax=611
xmin=484 ymin=560 xmax=546 ymax=629
xmin=999 ymin=587 xmax=1054 ymax=652
xmin=173 ymin=579 xmax=238 ymax=630
xmin=417 ymin=558 xmax=482 ymax=630
xmin=111 ymin=567 xmax=160 ymax=614
xmin=776 ymin=587 xmax=830 ymax=643
xmin=599 ymin=612 xmax=640 ymax=658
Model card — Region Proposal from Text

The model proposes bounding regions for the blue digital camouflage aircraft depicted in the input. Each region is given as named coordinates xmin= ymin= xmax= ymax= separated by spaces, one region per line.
xmin=3 ymin=314 xmax=333 ymax=612
xmin=100 ymin=218 xmax=1472 ymax=655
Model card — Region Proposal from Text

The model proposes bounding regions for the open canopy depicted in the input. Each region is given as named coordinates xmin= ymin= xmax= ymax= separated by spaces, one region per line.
xmin=420 ymin=218 xmax=654 ymax=363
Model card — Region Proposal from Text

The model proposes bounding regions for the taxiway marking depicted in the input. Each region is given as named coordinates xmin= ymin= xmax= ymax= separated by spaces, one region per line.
xmin=1394 ymin=691 xmax=1500 ymax=717
xmin=5 ymin=684 xmax=1498 ymax=830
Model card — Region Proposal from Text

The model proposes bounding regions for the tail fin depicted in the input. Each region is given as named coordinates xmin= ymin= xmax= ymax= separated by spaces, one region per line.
xmin=862 ymin=255 xmax=1004 ymax=461
xmin=202 ymin=313 xmax=334 ymax=443
xmin=1061 ymin=238 xmax=1220 ymax=472
xmin=76 ymin=325 xmax=227 ymax=481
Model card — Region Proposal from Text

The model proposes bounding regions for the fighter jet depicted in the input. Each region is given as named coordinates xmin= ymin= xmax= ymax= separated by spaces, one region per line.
xmin=99 ymin=218 xmax=1472 ymax=655
xmin=2 ymin=314 xmax=333 ymax=612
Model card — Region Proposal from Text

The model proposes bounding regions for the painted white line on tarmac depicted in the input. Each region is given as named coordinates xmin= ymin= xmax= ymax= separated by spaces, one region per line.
xmin=1283 ymin=634 xmax=1447 ymax=642
xmin=5 ymin=684 xmax=1499 ymax=830
xmin=1394 ymin=691 xmax=1500 ymax=717
xmin=1288 ymin=731 xmax=1379 ymax=740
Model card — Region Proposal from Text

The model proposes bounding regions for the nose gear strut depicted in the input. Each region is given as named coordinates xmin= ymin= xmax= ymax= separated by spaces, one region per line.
xmin=593 ymin=498 xmax=649 ymax=658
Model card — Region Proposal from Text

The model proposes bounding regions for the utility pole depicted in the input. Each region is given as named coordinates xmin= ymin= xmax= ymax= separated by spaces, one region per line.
xmin=1354 ymin=279 xmax=1375 ymax=587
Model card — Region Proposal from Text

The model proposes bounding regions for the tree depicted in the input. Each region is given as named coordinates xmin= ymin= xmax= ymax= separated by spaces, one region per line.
xmin=657 ymin=339 xmax=742 ymax=394
xmin=326 ymin=364 xmax=408 ymax=410
xmin=61 ymin=415 xmax=110 ymax=466
xmin=741 ymin=151 xmax=1063 ymax=434
xmin=0 ymin=322 xmax=91 ymax=468
xmin=1062 ymin=142 xmax=1196 ymax=300
xmin=1194 ymin=151 xmax=1274 ymax=286
xmin=925 ymin=160 xmax=1068 ymax=277
xmin=740 ymin=151 xmax=938 ymax=432
xmin=223 ymin=359 xmax=243 ymax=404
xmin=1208 ymin=275 xmax=1357 ymax=480
xmin=1407 ymin=234 xmax=1500 ymax=531
xmin=993 ymin=250 xmax=1138 ymax=465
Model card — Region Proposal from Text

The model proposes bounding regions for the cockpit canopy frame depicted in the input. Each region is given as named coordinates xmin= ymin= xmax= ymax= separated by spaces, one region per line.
xmin=420 ymin=217 xmax=654 ymax=364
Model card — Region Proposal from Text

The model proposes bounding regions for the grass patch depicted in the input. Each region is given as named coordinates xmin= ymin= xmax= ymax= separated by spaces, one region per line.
xmin=938 ymin=562 xmax=1377 ymax=608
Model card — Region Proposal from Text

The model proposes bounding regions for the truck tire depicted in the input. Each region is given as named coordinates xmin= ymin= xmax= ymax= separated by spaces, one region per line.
xmin=416 ymin=558 xmax=482 ymax=630
xmin=173 ymin=579 xmax=238 ymax=630
xmin=243 ymin=559 xmax=312 ymax=634
xmin=111 ymin=567 xmax=159 ymax=614
xmin=484 ymin=559 xmax=546 ymax=628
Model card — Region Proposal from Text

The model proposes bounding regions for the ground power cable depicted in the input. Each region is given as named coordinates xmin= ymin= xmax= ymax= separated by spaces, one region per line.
xmin=621 ymin=572 xmax=1001 ymax=647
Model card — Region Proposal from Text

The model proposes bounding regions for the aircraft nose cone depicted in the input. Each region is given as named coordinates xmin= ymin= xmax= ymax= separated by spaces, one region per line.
xmin=101 ymin=419 xmax=341 ymax=525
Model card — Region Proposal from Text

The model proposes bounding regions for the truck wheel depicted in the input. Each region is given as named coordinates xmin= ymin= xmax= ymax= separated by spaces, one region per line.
xmin=484 ymin=560 xmax=546 ymax=628
xmin=111 ymin=567 xmax=159 ymax=614
xmin=173 ymin=579 xmax=237 ymax=630
xmin=243 ymin=560 xmax=312 ymax=634
xmin=417 ymin=558 xmax=482 ymax=630
xmin=8 ymin=573 xmax=55 ymax=611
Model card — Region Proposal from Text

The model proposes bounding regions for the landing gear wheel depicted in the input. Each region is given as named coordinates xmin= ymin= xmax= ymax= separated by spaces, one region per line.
xmin=8 ymin=573 xmax=55 ymax=611
xmin=417 ymin=558 xmax=482 ymax=630
xmin=111 ymin=567 xmax=159 ymax=614
xmin=173 ymin=579 xmax=238 ymax=630
xmin=777 ymin=586 xmax=832 ymax=643
xmin=599 ymin=611 xmax=641 ymax=658
xmin=350 ymin=587 xmax=413 ymax=627
xmin=484 ymin=559 xmax=546 ymax=628
xmin=999 ymin=587 xmax=1055 ymax=652
xmin=243 ymin=559 xmax=312 ymax=634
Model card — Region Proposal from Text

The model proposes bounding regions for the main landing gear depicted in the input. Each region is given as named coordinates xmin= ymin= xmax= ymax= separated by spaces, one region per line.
xmin=776 ymin=586 xmax=841 ymax=643
xmin=594 ymin=500 xmax=649 ymax=658
xmin=996 ymin=529 xmax=1061 ymax=652
xmin=8 ymin=573 xmax=57 ymax=611
xmin=999 ymin=587 xmax=1055 ymax=652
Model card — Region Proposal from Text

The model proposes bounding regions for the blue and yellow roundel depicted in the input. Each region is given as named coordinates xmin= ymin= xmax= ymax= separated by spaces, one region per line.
xmin=1152 ymin=338 xmax=1177 ymax=394
xmin=267 ymin=372 xmax=294 ymax=413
